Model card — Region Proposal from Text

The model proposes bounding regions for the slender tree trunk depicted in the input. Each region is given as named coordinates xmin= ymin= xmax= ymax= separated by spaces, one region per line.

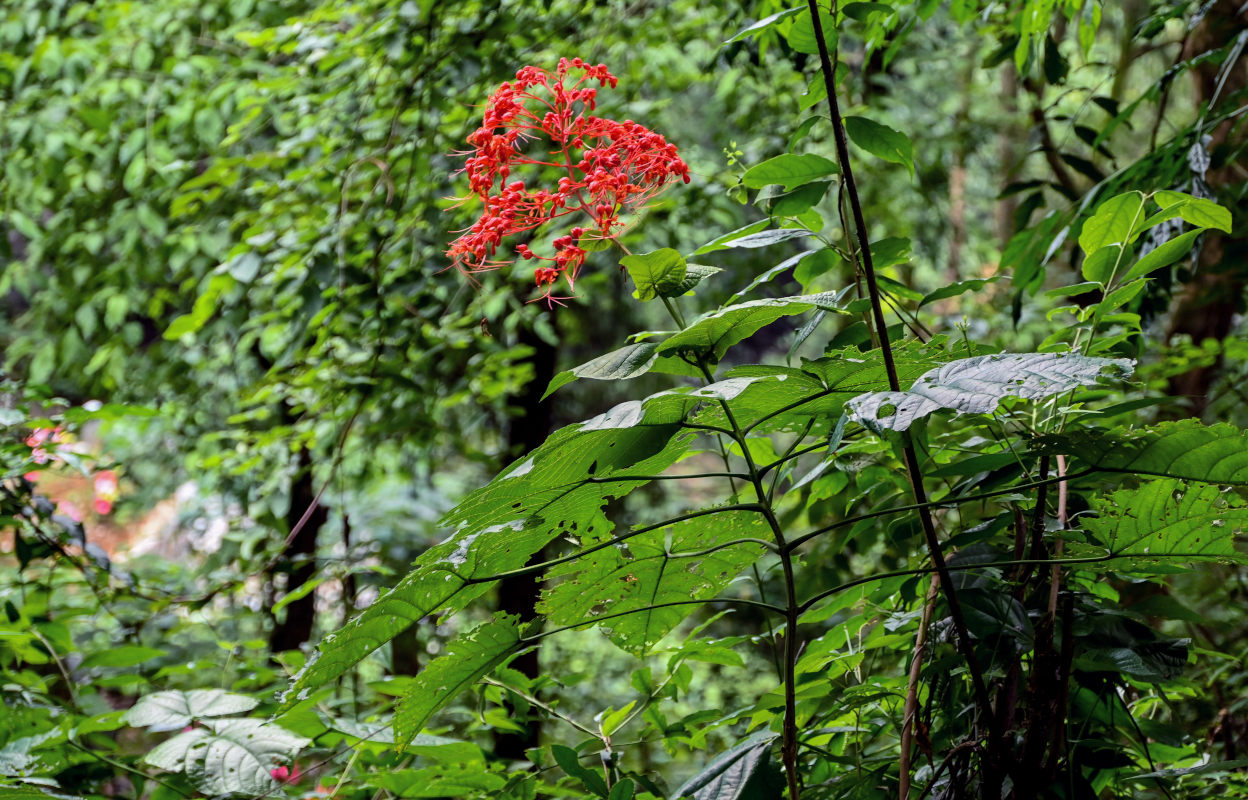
xmin=1165 ymin=0 xmax=1248 ymax=417
xmin=493 ymin=311 xmax=558 ymax=761
xmin=995 ymin=64 xmax=1022 ymax=245
xmin=269 ymin=448 xmax=329 ymax=654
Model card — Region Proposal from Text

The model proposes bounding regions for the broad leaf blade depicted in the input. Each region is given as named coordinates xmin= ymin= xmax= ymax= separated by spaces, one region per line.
xmin=1078 ymin=191 xmax=1144 ymax=254
xmin=1068 ymin=479 xmax=1248 ymax=571
xmin=658 ymin=292 xmax=845 ymax=361
xmin=286 ymin=394 xmax=699 ymax=704
xmin=741 ymin=153 xmax=838 ymax=191
xmin=125 ymin=690 xmax=259 ymax=732
xmin=848 ymin=353 xmax=1133 ymax=432
xmin=844 ymin=116 xmax=914 ymax=174
xmin=145 ymin=720 xmax=309 ymax=796
xmin=393 ymin=615 xmax=522 ymax=748
xmin=540 ymin=508 xmax=768 ymax=654
xmin=673 ymin=733 xmax=780 ymax=800
xmin=1037 ymin=420 xmax=1248 ymax=486
xmin=621 ymin=249 xmax=687 ymax=302
xmin=543 ymin=343 xmax=660 ymax=400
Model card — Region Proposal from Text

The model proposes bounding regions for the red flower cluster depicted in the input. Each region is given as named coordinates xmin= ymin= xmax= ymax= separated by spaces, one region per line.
xmin=446 ymin=57 xmax=690 ymax=304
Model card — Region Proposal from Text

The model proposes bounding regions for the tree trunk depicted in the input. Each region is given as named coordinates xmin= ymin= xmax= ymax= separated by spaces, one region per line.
xmin=493 ymin=311 xmax=558 ymax=761
xmin=269 ymin=448 xmax=328 ymax=654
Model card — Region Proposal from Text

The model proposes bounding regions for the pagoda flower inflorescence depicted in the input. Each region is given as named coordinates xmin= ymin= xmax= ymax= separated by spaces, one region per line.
xmin=446 ymin=58 xmax=690 ymax=305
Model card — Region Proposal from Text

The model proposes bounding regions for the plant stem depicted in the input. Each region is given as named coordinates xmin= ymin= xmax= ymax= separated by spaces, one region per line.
xmin=806 ymin=0 xmax=998 ymax=744
xmin=691 ymin=356 xmax=803 ymax=799
xmin=898 ymin=575 xmax=939 ymax=799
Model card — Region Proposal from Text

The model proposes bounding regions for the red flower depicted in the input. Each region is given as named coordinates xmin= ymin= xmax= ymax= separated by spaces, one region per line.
xmin=446 ymin=58 xmax=690 ymax=305
xmin=271 ymin=764 xmax=301 ymax=784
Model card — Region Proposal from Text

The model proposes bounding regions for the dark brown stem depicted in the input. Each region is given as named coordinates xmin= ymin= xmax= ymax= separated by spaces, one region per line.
xmin=805 ymin=0 xmax=997 ymax=744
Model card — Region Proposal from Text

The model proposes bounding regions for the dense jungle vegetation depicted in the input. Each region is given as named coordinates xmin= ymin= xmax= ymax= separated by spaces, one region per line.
xmin=2 ymin=0 xmax=1247 ymax=798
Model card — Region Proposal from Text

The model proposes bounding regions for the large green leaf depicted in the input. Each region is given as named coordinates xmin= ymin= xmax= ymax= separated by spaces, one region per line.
xmin=543 ymin=343 xmax=660 ymax=400
xmin=1066 ymin=479 xmax=1248 ymax=570
xmin=125 ymin=690 xmax=259 ymax=732
xmin=1078 ymin=191 xmax=1144 ymax=255
xmin=539 ymin=508 xmax=768 ymax=654
xmin=844 ymin=116 xmax=914 ymax=175
xmin=286 ymin=393 xmax=701 ymax=704
xmin=693 ymin=341 xmax=964 ymax=434
xmin=393 ymin=615 xmax=522 ymax=748
xmin=741 ymin=153 xmax=838 ymax=191
xmin=658 ymin=292 xmax=845 ymax=362
xmin=363 ymin=765 xmax=507 ymax=797
xmin=673 ymin=733 xmax=781 ymax=800
xmin=1121 ymin=229 xmax=1202 ymax=283
xmin=1151 ymin=190 xmax=1232 ymax=232
xmin=144 ymin=719 xmax=309 ymax=797
xmin=848 ymin=353 xmax=1133 ymax=432
xmin=1038 ymin=420 xmax=1248 ymax=485
xmin=621 ymin=249 xmax=687 ymax=302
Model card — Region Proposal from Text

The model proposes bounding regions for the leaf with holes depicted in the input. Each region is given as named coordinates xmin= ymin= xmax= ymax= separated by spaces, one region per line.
xmin=394 ymin=615 xmax=522 ymax=748
xmin=284 ymin=398 xmax=698 ymax=706
xmin=1066 ymin=479 xmax=1248 ymax=571
xmin=539 ymin=508 xmax=768 ymax=655
xmin=848 ymin=353 xmax=1132 ymax=431
xmin=1034 ymin=420 xmax=1248 ymax=486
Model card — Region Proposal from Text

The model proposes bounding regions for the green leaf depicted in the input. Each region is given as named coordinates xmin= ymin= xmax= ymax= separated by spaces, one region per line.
xmin=848 ymin=353 xmax=1133 ymax=432
xmin=0 ymin=788 xmax=81 ymax=800
xmin=869 ymin=236 xmax=912 ymax=268
xmin=552 ymin=745 xmax=609 ymax=797
xmin=620 ymin=249 xmax=687 ymax=302
xmin=1121 ymin=229 xmax=1203 ymax=282
xmin=742 ymin=154 xmax=838 ymax=191
xmin=724 ymin=8 xmax=803 ymax=43
xmin=1044 ymin=282 xmax=1100 ymax=299
xmin=540 ymin=507 xmax=768 ymax=654
xmin=125 ymin=689 xmax=259 ymax=732
xmin=844 ymin=116 xmax=914 ymax=175
xmin=767 ymin=180 xmax=831 ymax=216
xmin=693 ymin=221 xmax=770 ymax=255
xmin=1071 ymin=611 xmax=1188 ymax=682
xmin=1152 ymin=190 xmax=1232 ymax=232
xmin=285 ymin=400 xmax=697 ymax=705
xmin=670 ymin=264 xmax=723 ymax=296
xmin=658 ymin=292 xmax=845 ymax=361
xmin=144 ymin=719 xmax=309 ymax=796
xmin=80 ymin=645 xmax=165 ymax=669
xmin=1081 ymin=244 xmax=1124 ymax=285
xmin=543 ymin=342 xmax=660 ymax=400
xmin=608 ymin=778 xmax=636 ymax=800
xmin=394 ymin=615 xmax=521 ymax=748
xmin=673 ymin=733 xmax=779 ymax=800
xmin=722 ymin=228 xmax=814 ymax=249
xmin=784 ymin=7 xmax=836 ymax=55
xmin=1078 ymin=191 xmax=1144 ymax=255
xmin=920 ymin=277 xmax=999 ymax=307
xmin=1067 ymin=479 xmax=1248 ymax=571
xmin=363 ymin=765 xmax=507 ymax=797
xmin=1036 ymin=420 xmax=1248 ymax=486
